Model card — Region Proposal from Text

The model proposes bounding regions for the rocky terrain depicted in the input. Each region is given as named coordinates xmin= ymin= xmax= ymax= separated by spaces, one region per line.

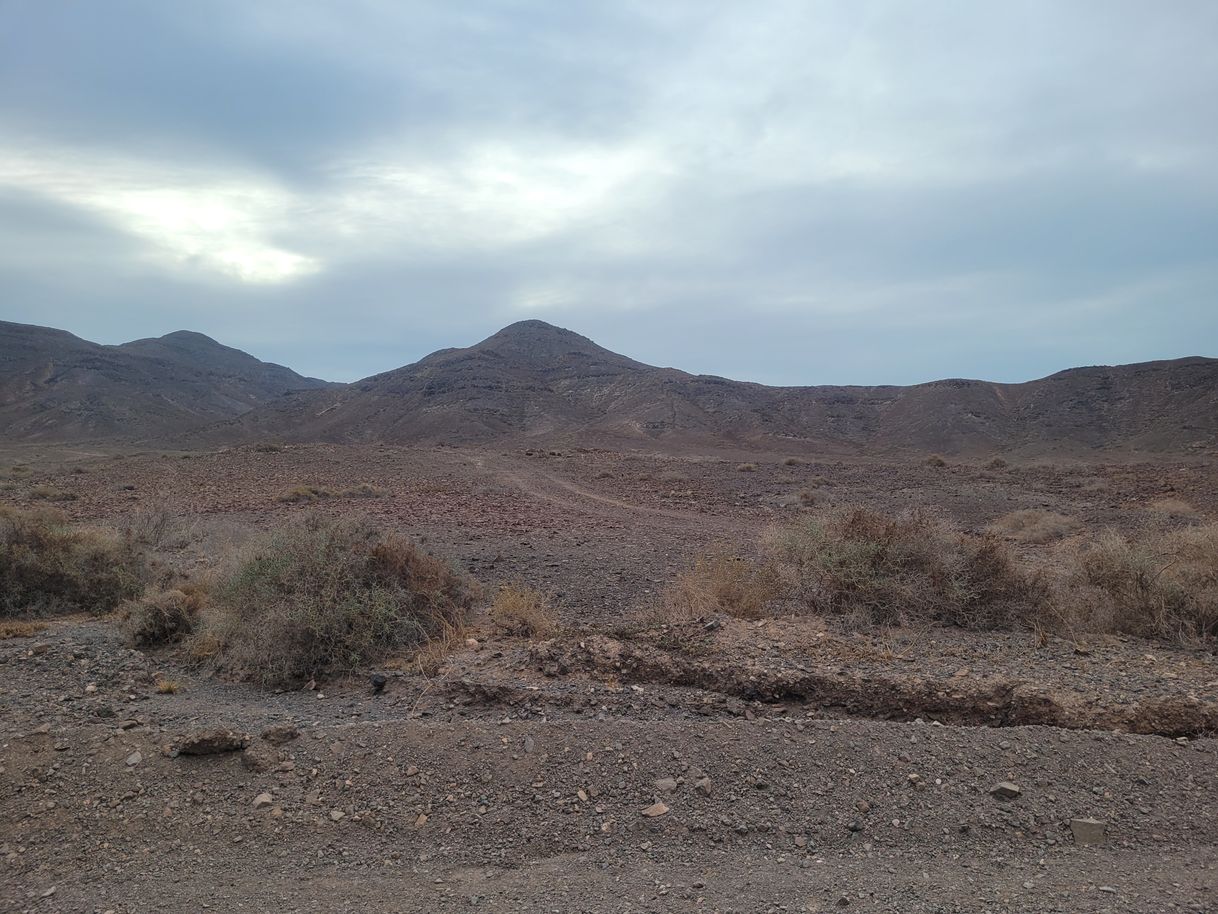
xmin=2 ymin=442 xmax=1217 ymax=912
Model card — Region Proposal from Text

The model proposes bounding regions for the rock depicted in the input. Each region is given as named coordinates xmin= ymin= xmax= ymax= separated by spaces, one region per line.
xmin=253 ymin=792 xmax=273 ymax=810
xmin=990 ymin=781 xmax=1022 ymax=800
xmin=329 ymin=809 xmax=346 ymax=822
xmin=177 ymin=728 xmax=248 ymax=756
xmin=694 ymin=777 xmax=713 ymax=796
xmin=1070 ymin=817 xmax=1107 ymax=845
xmin=641 ymin=802 xmax=669 ymax=817
xmin=524 ymin=736 xmax=535 ymax=754
xmin=654 ymin=777 xmax=679 ymax=793
xmin=415 ymin=813 xmax=428 ymax=827
xmin=260 ymin=724 xmax=299 ymax=746
xmin=370 ymin=672 xmax=388 ymax=694
xmin=125 ymin=751 xmax=142 ymax=766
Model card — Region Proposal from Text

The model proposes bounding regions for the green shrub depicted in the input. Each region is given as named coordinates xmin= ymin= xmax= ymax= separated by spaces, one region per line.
xmin=196 ymin=517 xmax=476 ymax=687
xmin=0 ymin=505 xmax=146 ymax=617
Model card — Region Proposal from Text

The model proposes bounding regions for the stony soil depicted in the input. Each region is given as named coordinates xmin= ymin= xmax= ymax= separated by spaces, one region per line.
xmin=2 ymin=444 xmax=1217 ymax=912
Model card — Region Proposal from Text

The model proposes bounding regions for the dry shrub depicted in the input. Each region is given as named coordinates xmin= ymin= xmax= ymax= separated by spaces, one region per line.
xmin=984 ymin=457 xmax=1009 ymax=470
xmin=658 ymin=553 xmax=790 ymax=622
xmin=489 ymin=584 xmax=558 ymax=637
xmin=0 ymin=505 xmax=146 ymax=617
xmin=797 ymin=489 xmax=817 ymax=507
xmin=989 ymin=509 xmax=1082 ymax=544
xmin=193 ymin=517 xmax=475 ymax=687
xmin=1146 ymin=498 xmax=1199 ymax=519
xmin=1078 ymin=525 xmax=1218 ymax=642
xmin=122 ymin=588 xmax=204 ymax=648
xmin=766 ymin=507 xmax=1049 ymax=630
xmin=783 ymin=457 xmax=808 ymax=467
xmin=277 ymin=485 xmax=336 ymax=504
xmin=736 ymin=463 xmax=757 ymax=473
xmin=925 ymin=455 xmax=948 ymax=468
xmin=0 ymin=619 xmax=46 ymax=639
xmin=154 ymin=679 xmax=180 ymax=694
xmin=30 ymin=485 xmax=77 ymax=502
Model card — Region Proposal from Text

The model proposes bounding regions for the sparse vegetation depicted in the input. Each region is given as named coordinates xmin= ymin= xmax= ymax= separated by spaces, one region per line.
xmin=0 ymin=619 xmax=46 ymax=639
xmin=193 ymin=517 xmax=475 ymax=687
xmin=768 ymin=507 xmax=1049 ymax=630
xmin=925 ymin=455 xmax=947 ymax=468
xmin=1077 ymin=524 xmax=1218 ymax=642
xmin=1147 ymin=498 xmax=1198 ymax=518
xmin=736 ymin=463 xmax=757 ymax=473
xmin=984 ymin=456 xmax=1009 ymax=470
xmin=30 ymin=485 xmax=77 ymax=502
xmin=658 ymin=552 xmax=790 ymax=622
xmin=122 ymin=588 xmax=204 ymax=648
xmin=989 ymin=509 xmax=1082 ymax=544
xmin=154 ymin=678 xmax=180 ymax=694
xmin=489 ymin=584 xmax=558 ymax=637
xmin=278 ymin=483 xmax=388 ymax=503
xmin=797 ymin=489 xmax=817 ymax=507
xmin=0 ymin=505 xmax=146 ymax=617
xmin=783 ymin=456 xmax=808 ymax=467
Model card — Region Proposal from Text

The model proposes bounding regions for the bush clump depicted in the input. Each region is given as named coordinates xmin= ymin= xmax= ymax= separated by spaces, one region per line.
xmin=489 ymin=584 xmax=558 ymax=638
xmin=1078 ymin=525 xmax=1218 ymax=642
xmin=989 ymin=509 xmax=1082 ymax=544
xmin=765 ymin=507 xmax=1049 ymax=629
xmin=659 ymin=553 xmax=790 ymax=622
xmin=196 ymin=517 xmax=475 ymax=687
xmin=0 ymin=505 xmax=146 ymax=617
xmin=123 ymin=588 xmax=204 ymax=648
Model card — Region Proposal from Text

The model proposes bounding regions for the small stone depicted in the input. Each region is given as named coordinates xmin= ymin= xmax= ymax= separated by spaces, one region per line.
xmin=415 ymin=813 xmax=428 ymax=827
xmin=694 ymin=777 xmax=713 ymax=795
xmin=1070 ymin=817 xmax=1107 ymax=845
xmin=465 ymin=638 xmax=480 ymax=649
xmin=253 ymin=792 xmax=273 ymax=809
xmin=85 ymin=684 xmax=98 ymax=694
xmin=654 ymin=777 xmax=678 ymax=793
xmin=990 ymin=781 xmax=1022 ymax=800
xmin=641 ymin=802 xmax=669 ymax=818
xmin=524 ymin=736 xmax=535 ymax=754
xmin=329 ymin=809 xmax=345 ymax=822
xmin=370 ymin=673 xmax=388 ymax=694
xmin=125 ymin=751 xmax=142 ymax=766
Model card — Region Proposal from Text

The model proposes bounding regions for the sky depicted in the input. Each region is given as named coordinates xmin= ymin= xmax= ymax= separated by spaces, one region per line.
xmin=1 ymin=1 xmax=1216 ymax=385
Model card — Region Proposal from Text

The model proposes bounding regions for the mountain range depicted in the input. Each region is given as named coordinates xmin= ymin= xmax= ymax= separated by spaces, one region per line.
xmin=2 ymin=318 xmax=1215 ymax=457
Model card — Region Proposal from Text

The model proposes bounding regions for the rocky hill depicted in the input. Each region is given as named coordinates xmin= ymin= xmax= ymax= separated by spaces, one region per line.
xmin=0 ymin=320 xmax=332 ymax=443
xmin=218 ymin=320 xmax=1218 ymax=457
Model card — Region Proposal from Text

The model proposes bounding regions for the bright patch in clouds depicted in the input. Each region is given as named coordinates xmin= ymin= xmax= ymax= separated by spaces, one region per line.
xmin=0 ymin=152 xmax=318 ymax=284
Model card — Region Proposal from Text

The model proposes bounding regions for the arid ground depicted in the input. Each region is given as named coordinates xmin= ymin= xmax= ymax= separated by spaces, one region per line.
xmin=2 ymin=443 xmax=1216 ymax=913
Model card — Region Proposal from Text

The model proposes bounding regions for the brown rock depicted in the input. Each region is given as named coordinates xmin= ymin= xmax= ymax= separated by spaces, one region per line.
xmin=177 ymin=728 xmax=249 ymax=756
xmin=641 ymin=802 xmax=670 ymax=817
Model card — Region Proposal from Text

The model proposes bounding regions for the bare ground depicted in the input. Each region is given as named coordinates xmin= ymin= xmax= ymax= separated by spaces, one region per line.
xmin=2 ymin=444 xmax=1217 ymax=912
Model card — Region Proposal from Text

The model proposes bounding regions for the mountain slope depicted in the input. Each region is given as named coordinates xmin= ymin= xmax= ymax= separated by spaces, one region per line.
xmin=221 ymin=320 xmax=1218 ymax=457
xmin=0 ymin=320 xmax=332 ymax=442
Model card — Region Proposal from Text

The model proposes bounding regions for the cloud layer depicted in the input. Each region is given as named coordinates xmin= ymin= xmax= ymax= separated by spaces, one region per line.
xmin=2 ymin=1 xmax=1215 ymax=383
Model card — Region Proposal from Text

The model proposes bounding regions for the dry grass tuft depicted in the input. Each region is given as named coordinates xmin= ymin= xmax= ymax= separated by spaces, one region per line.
xmin=0 ymin=505 xmax=146 ymax=617
xmin=1077 ymin=524 xmax=1218 ymax=642
xmin=783 ymin=456 xmax=809 ymax=467
xmin=154 ymin=678 xmax=180 ymax=694
xmin=489 ymin=584 xmax=558 ymax=638
xmin=122 ymin=588 xmax=204 ymax=648
xmin=657 ymin=553 xmax=791 ymax=622
xmin=278 ymin=483 xmax=388 ymax=503
xmin=984 ymin=457 xmax=1009 ymax=470
xmin=192 ymin=517 xmax=475 ymax=687
xmin=0 ymin=619 xmax=47 ymax=639
xmin=29 ymin=485 xmax=77 ymax=502
xmin=736 ymin=463 xmax=757 ymax=473
xmin=989 ymin=509 xmax=1082 ymax=544
xmin=924 ymin=455 xmax=948 ymax=468
xmin=1146 ymin=498 xmax=1199 ymax=518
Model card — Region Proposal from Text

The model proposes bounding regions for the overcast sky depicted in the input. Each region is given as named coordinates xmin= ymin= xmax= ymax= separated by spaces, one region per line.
xmin=1 ymin=1 xmax=1215 ymax=384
